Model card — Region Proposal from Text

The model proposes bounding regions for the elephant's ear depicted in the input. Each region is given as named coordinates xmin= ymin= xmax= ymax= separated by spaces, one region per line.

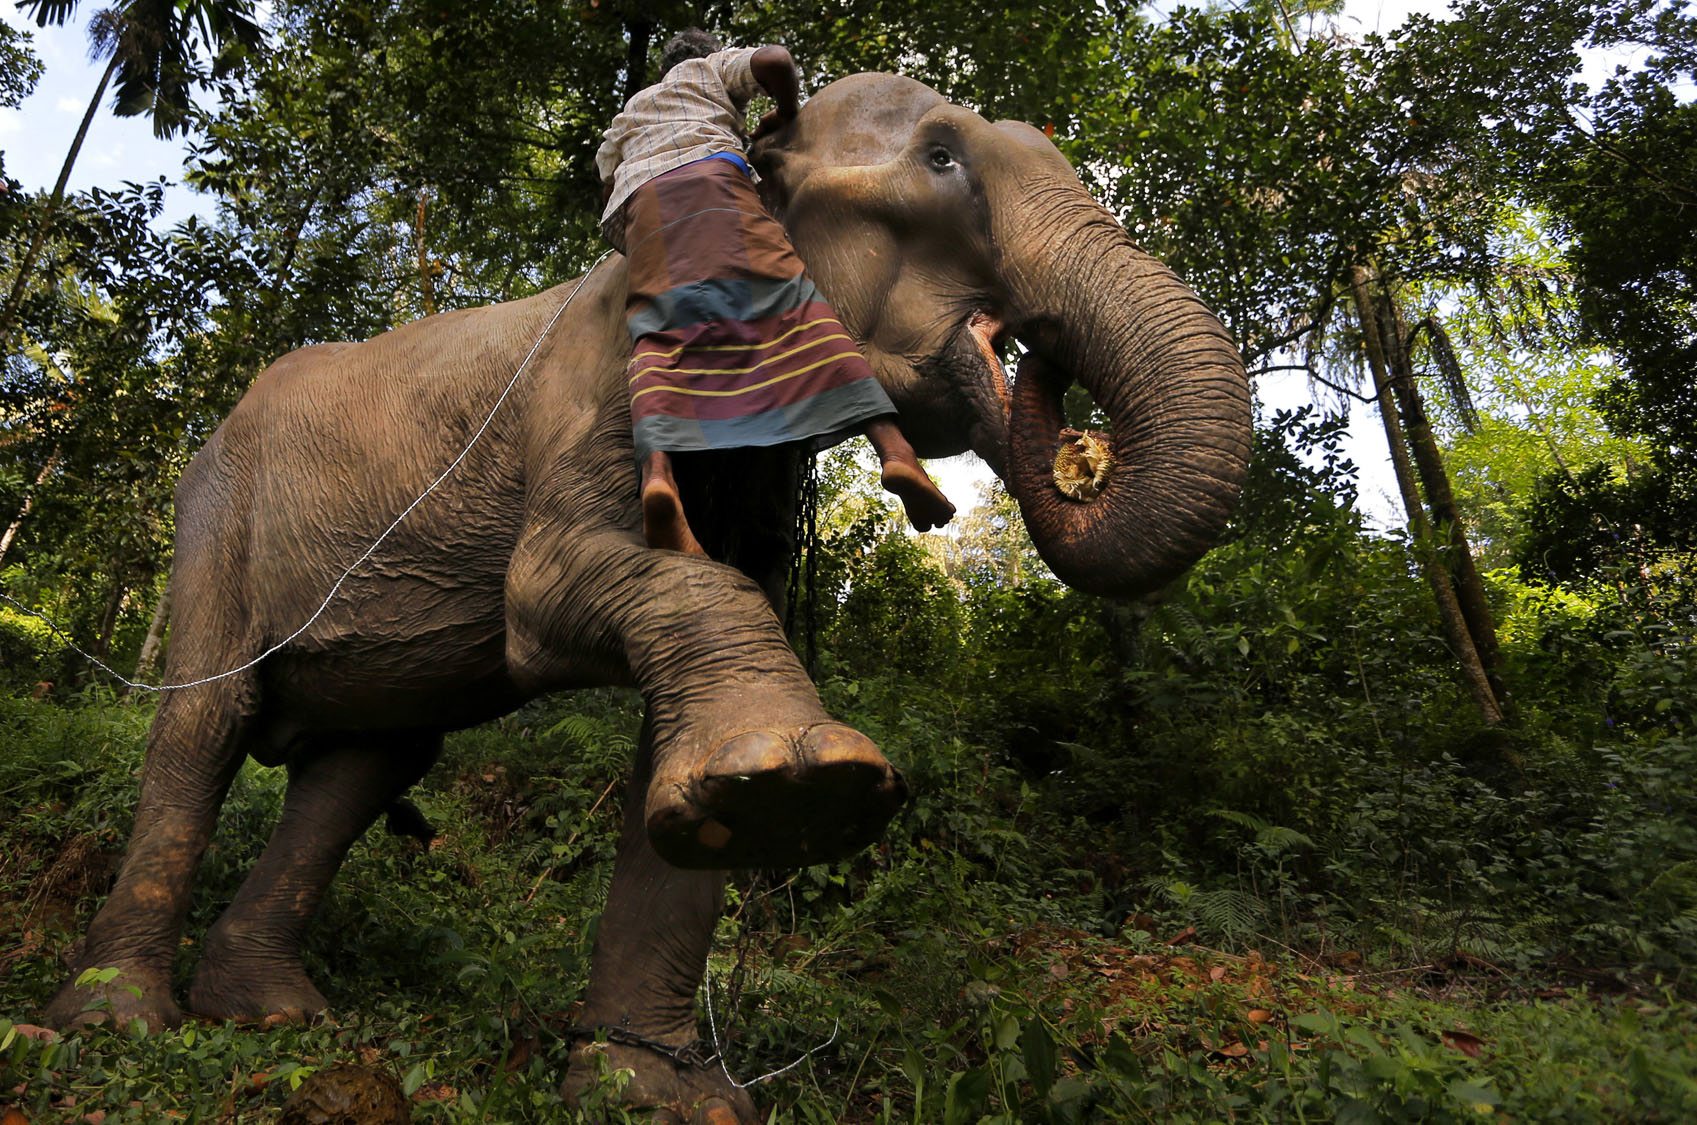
xmin=753 ymin=73 xmax=948 ymax=210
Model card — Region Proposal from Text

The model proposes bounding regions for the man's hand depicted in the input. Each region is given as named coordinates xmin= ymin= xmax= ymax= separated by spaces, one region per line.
xmin=752 ymin=108 xmax=794 ymax=143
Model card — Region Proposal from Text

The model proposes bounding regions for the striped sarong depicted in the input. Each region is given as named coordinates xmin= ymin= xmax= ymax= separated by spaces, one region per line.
xmin=620 ymin=155 xmax=895 ymax=459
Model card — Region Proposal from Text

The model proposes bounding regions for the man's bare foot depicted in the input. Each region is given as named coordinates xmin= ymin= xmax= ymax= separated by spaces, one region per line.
xmin=881 ymin=460 xmax=956 ymax=532
xmin=642 ymin=477 xmax=707 ymax=555
xmin=861 ymin=416 xmax=955 ymax=532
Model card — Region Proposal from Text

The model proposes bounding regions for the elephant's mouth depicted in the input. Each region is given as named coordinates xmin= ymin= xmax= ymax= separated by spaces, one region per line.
xmin=957 ymin=309 xmax=1115 ymax=506
xmin=965 ymin=309 xmax=1013 ymax=422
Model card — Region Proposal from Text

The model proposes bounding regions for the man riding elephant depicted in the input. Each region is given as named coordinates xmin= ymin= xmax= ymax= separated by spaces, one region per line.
xmin=43 ymin=58 xmax=1251 ymax=1123
xmin=599 ymin=29 xmax=955 ymax=556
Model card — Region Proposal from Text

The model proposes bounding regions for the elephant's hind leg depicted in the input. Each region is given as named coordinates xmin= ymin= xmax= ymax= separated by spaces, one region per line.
xmin=43 ymin=676 xmax=255 ymax=1031
xmin=187 ymin=734 xmax=439 ymax=1023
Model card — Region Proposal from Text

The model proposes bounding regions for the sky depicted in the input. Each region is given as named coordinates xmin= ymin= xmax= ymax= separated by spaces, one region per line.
xmin=0 ymin=0 xmax=1644 ymax=531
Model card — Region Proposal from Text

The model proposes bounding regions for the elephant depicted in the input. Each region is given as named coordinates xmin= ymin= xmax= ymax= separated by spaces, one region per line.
xmin=42 ymin=72 xmax=1250 ymax=1121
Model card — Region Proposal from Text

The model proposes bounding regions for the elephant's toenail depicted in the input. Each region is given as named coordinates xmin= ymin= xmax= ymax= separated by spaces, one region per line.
xmin=697 ymin=820 xmax=732 ymax=849
xmin=697 ymin=1099 xmax=741 ymax=1125
xmin=704 ymin=731 xmax=793 ymax=778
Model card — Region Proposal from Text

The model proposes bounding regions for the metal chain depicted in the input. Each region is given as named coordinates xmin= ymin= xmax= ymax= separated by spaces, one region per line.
xmin=783 ymin=453 xmax=821 ymax=676
xmin=560 ymin=1024 xmax=720 ymax=1070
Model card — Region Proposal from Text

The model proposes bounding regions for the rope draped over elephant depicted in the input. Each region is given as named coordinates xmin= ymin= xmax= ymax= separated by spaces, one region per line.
xmin=43 ymin=73 xmax=1250 ymax=1123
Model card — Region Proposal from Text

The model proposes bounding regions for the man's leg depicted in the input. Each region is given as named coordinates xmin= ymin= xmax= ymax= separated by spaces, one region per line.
xmin=641 ymin=450 xmax=707 ymax=555
xmin=863 ymin=416 xmax=956 ymax=532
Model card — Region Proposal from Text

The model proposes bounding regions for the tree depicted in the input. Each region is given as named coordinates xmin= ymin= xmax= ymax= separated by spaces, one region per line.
xmin=0 ymin=20 xmax=44 ymax=191
xmin=0 ymin=0 xmax=264 ymax=353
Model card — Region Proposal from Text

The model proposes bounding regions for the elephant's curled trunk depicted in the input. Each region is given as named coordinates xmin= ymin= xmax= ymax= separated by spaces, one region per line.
xmin=1003 ymin=202 xmax=1251 ymax=599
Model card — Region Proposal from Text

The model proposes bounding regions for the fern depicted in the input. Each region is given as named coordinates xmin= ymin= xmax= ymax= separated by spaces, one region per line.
xmin=543 ymin=712 xmax=635 ymax=756
xmin=1211 ymin=809 xmax=1315 ymax=854
xmin=1192 ymin=888 xmax=1266 ymax=939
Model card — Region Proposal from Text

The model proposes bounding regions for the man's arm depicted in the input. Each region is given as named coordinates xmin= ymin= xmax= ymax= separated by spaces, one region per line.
xmin=750 ymin=45 xmax=799 ymax=141
xmin=751 ymin=45 xmax=799 ymax=121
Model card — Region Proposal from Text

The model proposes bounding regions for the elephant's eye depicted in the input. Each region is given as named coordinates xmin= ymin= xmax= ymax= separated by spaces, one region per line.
xmin=928 ymin=146 xmax=955 ymax=170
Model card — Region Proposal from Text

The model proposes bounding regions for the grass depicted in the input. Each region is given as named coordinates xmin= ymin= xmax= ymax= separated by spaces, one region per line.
xmin=2 ymin=690 xmax=1695 ymax=1122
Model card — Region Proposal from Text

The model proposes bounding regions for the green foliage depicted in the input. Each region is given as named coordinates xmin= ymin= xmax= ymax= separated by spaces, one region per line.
xmin=0 ymin=604 xmax=62 ymax=691
xmin=19 ymin=0 xmax=266 ymax=138
xmin=4 ymin=0 xmax=1697 ymax=1119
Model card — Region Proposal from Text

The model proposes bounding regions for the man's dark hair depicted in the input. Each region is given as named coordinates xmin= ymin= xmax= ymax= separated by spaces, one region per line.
xmin=660 ymin=29 xmax=722 ymax=77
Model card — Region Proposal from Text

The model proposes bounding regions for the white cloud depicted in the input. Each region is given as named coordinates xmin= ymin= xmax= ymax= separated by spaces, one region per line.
xmin=55 ymin=96 xmax=82 ymax=114
xmin=0 ymin=112 xmax=20 ymax=137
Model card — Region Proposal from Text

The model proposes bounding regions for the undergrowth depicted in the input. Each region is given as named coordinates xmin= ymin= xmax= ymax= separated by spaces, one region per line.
xmin=2 ymin=672 xmax=1694 ymax=1121
xmin=2 ymin=414 xmax=1693 ymax=1119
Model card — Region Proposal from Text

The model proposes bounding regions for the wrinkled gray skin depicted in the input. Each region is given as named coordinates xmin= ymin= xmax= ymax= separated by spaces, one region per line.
xmin=44 ymin=75 xmax=1249 ymax=1122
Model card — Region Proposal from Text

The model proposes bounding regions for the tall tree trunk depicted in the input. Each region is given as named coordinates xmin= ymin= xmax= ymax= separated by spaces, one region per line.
xmin=0 ymin=447 xmax=62 ymax=568
xmin=622 ymin=14 xmax=653 ymax=103
xmin=132 ymin=579 xmax=171 ymax=687
xmin=414 ymin=192 xmax=437 ymax=317
xmin=91 ymin=572 xmax=129 ymax=663
xmin=0 ymin=52 xmax=119 ymax=356
xmin=1350 ymin=266 xmax=1502 ymax=726
xmin=1379 ymin=290 xmax=1508 ymax=712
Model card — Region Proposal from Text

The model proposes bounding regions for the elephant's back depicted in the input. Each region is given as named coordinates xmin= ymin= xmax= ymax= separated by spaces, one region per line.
xmin=173 ymin=284 xmax=589 ymax=663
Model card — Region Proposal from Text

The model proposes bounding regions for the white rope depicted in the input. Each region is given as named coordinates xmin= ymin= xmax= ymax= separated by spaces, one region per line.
xmin=0 ymin=253 xmax=613 ymax=693
xmin=702 ymin=971 xmax=840 ymax=1089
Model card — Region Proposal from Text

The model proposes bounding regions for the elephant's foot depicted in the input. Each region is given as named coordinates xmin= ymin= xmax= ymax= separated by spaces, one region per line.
xmin=647 ymin=722 xmax=908 ymax=869
xmin=187 ymin=943 xmax=328 ymax=1024
xmin=562 ymin=1039 xmax=755 ymax=1124
xmin=44 ymin=959 xmax=182 ymax=1033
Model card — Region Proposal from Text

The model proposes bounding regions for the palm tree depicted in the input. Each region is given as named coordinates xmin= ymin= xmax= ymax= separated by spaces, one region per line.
xmin=0 ymin=0 xmax=264 ymax=353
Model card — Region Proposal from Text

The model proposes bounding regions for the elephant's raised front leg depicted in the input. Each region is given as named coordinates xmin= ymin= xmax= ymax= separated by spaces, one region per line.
xmin=187 ymin=734 xmax=440 ymax=1022
xmin=506 ymin=526 xmax=907 ymax=870
xmin=563 ymin=718 xmax=752 ymax=1124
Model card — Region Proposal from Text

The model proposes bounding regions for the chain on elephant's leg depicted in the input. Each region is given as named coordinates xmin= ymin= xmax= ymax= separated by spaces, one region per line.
xmin=188 ymin=735 xmax=440 ymax=1023
xmin=563 ymin=717 xmax=754 ymax=1124
xmin=43 ymin=682 xmax=252 ymax=1032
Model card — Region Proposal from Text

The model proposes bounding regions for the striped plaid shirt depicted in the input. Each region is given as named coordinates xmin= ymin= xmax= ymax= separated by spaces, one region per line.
xmin=597 ymin=48 xmax=761 ymax=228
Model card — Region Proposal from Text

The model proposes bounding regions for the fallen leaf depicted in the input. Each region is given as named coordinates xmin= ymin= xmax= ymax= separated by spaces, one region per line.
xmin=1049 ymin=960 xmax=1070 ymax=980
xmin=9 ymin=1025 xmax=57 ymax=1044
xmin=1209 ymin=965 xmax=1228 ymax=982
xmin=2 ymin=1108 xmax=29 ymax=1125
xmin=1441 ymin=1029 xmax=1485 ymax=1058
xmin=1168 ymin=956 xmax=1202 ymax=979
xmin=414 ymin=1081 xmax=457 ymax=1103
xmin=1247 ymin=1009 xmax=1273 ymax=1024
xmin=1166 ymin=926 xmax=1198 ymax=946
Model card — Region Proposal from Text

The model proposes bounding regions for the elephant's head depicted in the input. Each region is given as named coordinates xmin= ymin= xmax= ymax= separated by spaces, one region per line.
xmin=752 ymin=74 xmax=1251 ymax=598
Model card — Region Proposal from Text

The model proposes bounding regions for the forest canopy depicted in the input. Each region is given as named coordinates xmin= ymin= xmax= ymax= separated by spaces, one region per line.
xmin=2 ymin=0 xmax=1695 ymax=1121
